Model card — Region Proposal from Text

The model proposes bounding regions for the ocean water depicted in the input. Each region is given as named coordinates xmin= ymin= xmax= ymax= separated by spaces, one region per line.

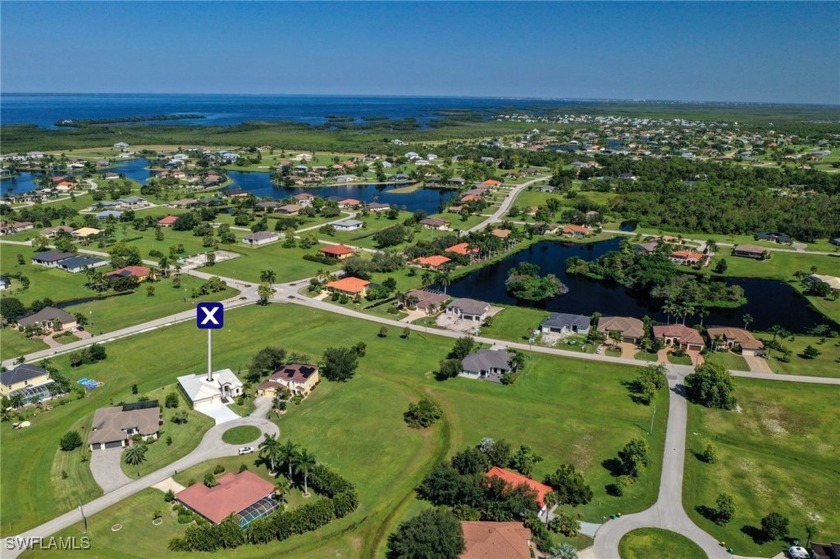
xmin=0 ymin=93 xmax=577 ymax=129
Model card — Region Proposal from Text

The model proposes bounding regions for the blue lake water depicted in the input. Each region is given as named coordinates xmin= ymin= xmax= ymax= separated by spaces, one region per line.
xmin=0 ymin=158 xmax=153 ymax=197
xmin=1 ymin=93 xmax=585 ymax=129
xmin=446 ymin=239 xmax=834 ymax=333
xmin=226 ymin=171 xmax=456 ymax=215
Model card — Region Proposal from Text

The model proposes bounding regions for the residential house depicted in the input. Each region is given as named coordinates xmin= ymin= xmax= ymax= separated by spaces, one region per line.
xmin=419 ymin=218 xmax=450 ymax=231
xmin=40 ymin=225 xmax=74 ymax=238
xmin=255 ymin=201 xmax=282 ymax=212
xmin=334 ymin=174 xmax=357 ymax=183
xmin=755 ymin=232 xmax=792 ymax=245
xmin=485 ymin=467 xmax=554 ymax=519
xmin=636 ymin=241 xmax=660 ymax=254
xmin=17 ymin=307 xmax=77 ymax=333
xmin=447 ymin=177 xmax=466 ymax=186
xmin=562 ymin=224 xmax=591 ymax=238
xmin=732 ymin=244 xmax=770 ymax=260
xmin=478 ymin=179 xmax=502 ymax=188
xmin=292 ymin=193 xmax=315 ymax=206
xmin=653 ymin=324 xmax=705 ymax=351
xmin=333 ymin=219 xmax=364 ymax=232
xmin=669 ymin=250 xmax=705 ymax=266
xmin=402 ymin=289 xmax=449 ymax=314
xmin=243 ymin=231 xmax=281 ymax=246
xmin=366 ymin=202 xmax=391 ymax=212
xmin=0 ymin=221 xmax=34 ymax=235
xmin=597 ymin=316 xmax=645 ymax=344
xmin=0 ymin=364 xmax=52 ymax=399
xmin=540 ymin=313 xmax=591 ymax=336
xmin=276 ymin=204 xmax=301 ymax=216
xmin=445 ymin=243 xmax=480 ymax=259
xmin=57 ymin=255 xmax=109 ymax=273
xmin=257 ymin=364 xmax=320 ymax=398
xmin=810 ymin=542 xmax=840 ymax=559
xmin=177 ymin=369 xmax=244 ymax=407
xmin=168 ymin=199 xmax=200 ymax=209
xmin=461 ymin=349 xmax=514 ymax=381
xmin=96 ymin=210 xmax=123 ymax=221
xmin=157 ymin=215 xmax=179 ymax=228
xmin=319 ymin=244 xmax=356 ymax=259
xmin=325 ymin=276 xmax=370 ymax=297
xmin=412 ymin=255 xmax=452 ymax=270
xmin=491 ymin=228 xmax=512 ymax=240
xmin=338 ymin=198 xmax=361 ymax=209
xmin=113 ymin=142 xmax=129 ymax=149
xmin=117 ymin=196 xmax=148 ymax=209
xmin=706 ymin=327 xmax=765 ymax=356
xmin=176 ymin=471 xmax=277 ymax=528
xmin=460 ymin=194 xmax=482 ymax=203
xmin=807 ymin=274 xmax=840 ymax=292
xmin=446 ymin=298 xmax=491 ymax=322
xmin=73 ymin=227 xmax=102 ymax=239
xmin=31 ymin=250 xmax=75 ymax=267
xmin=460 ymin=521 xmax=532 ymax=559
xmin=88 ymin=402 xmax=161 ymax=450
xmin=105 ymin=266 xmax=151 ymax=282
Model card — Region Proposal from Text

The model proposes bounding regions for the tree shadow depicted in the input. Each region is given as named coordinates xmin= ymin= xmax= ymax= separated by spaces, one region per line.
xmin=695 ymin=505 xmax=717 ymax=523
xmin=621 ymin=379 xmax=653 ymax=406
xmin=601 ymin=457 xmax=623 ymax=477
xmin=741 ymin=524 xmax=769 ymax=544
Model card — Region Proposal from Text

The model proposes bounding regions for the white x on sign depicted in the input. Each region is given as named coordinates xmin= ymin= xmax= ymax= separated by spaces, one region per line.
xmin=196 ymin=302 xmax=224 ymax=329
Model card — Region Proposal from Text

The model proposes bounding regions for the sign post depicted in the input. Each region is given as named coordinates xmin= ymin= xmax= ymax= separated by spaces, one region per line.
xmin=197 ymin=302 xmax=224 ymax=381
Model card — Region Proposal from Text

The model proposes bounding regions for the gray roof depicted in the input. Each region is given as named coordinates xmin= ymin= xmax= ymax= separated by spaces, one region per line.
xmin=89 ymin=404 xmax=161 ymax=445
xmin=17 ymin=306 xmax=76 ymax=327
xmin=541 ymin=313 xmax=590 ymax=330
xmin=58 ymin=255 xmax=108 ymax=269
xmin=335 ymin=219 xmax=363 ymax=227
xmin=96 ymin=210 xmax=123 ymax=218
xmin=462 ymin=349 xmax=513 ymax=373
xmin=118 ymin=196 xmax=145 ymax=204
xmin=32 ymin=250 xmax=75 ymax=263
xmin=0 ymin=364 xmax=50 ymax=388
xmin=449 ymin=298 xmax=490 ymax=316
xmin=244 ymin=231 xmax=279 ymax=241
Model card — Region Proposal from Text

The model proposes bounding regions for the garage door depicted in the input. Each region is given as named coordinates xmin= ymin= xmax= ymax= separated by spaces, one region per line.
xmin=104 ymin=441 xmax=122 ymax=449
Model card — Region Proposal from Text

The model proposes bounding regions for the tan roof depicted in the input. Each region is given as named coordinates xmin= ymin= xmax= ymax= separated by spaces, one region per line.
xmin=706 ymin=327 xmax=764 ymax=350
xmin=598 ymin=316 xmax=645 ymax=339
xmin=653 ymin=324 xmax=704 ymax=345
xmin=733 ymin=244 xmax=768 ymax=255
xmin=461 ymin=521 xmax=531 ymax=559
xmin=89 ymin=404 xmax=160 ymax=445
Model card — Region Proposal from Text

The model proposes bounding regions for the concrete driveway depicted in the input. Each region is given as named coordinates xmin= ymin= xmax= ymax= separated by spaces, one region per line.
xmin=194 ymin=401 xmax=240 ymax=425
xmin=89 ymin=446 xmax=132 ymax=493
xmin=744 ymin=354 xmax=773 ymax=373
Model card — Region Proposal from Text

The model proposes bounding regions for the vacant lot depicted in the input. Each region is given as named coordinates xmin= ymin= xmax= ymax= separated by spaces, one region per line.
xmin=683 ymin=379 xmax=840 ymax=557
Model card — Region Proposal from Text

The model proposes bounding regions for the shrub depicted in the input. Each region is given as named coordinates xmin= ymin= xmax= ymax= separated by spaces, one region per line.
xmin=213 ymin=464 xmax=226 ymax=475
xmin=404 ymin=397 xmax=443 ymax=429
xmin=59 ymin=430 xmax=83 ymax=451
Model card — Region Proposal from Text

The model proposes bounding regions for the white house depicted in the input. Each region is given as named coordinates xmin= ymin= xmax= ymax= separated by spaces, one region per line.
xmin=242 ymin=231 xmax=281 ymax=246
xmin=333 ymin=219 xmax=364 ymax=231
xmin=177 ymin=369 xmax=244 ymax=407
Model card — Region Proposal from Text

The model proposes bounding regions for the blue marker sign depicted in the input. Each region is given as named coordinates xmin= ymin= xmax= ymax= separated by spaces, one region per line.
xmin=197 ymin=302 xmax=224 ymax=329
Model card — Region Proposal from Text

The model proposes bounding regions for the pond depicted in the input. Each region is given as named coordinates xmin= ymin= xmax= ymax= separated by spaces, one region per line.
xmin=0 ymin=158 xmax=153 ymax=197
xmin=226 ymin=170 xmax=457 ymax=215
xmin=446 ymin=239 xmax=834 ymax=333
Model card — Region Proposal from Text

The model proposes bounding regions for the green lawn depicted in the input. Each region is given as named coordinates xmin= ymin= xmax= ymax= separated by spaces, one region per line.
xmin=634 ymin=350 xmax=659 ymax=362
xmin=478 ymin=305 xmax=549 ymax=342
xmin=683 ymin=379 xmax=840 ymax=557
xmin=198 ymin=244 xmax=339 ymax=283
xmin=762 ymin=334 xmax=840 ymax=378
xmin=711 ymin=251 xmax=840 ymax=281
xmin=667 ymin=353 xmax=693 ymax=365
xmin=618 ymin=528 xmax=706 ymax=559
xmin=221 ymin=425 xmax=262 ymax=445
xmin=119 ymin=386 xmax=214 ymax=478
xmin=703 ymin=351 xmax=749 ymax=371
xmin=4 ymin=303 xmax=668 ymax=559
xmin=0 ymin=329 xmax=49 ymax=361
xmin=0 ymin=245 xmax=92 ymax=305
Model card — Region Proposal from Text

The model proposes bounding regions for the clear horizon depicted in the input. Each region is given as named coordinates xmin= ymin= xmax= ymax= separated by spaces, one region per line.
xmin=2 ymin=2 xmax=838 ymax=104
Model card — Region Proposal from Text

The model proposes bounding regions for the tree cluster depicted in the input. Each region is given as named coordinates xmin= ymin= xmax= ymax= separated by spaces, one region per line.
xmin=403 ymin=397 xmax=443 ymax=429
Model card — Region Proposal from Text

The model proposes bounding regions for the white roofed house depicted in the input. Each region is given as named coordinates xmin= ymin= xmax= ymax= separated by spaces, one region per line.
xmin=178 ymin=369 xmax=244 ymax=408
xmin=242 ymin=231 xmax=281 ymax=246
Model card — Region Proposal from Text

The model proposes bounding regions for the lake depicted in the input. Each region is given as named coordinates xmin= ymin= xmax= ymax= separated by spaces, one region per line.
xmin=446 ymin=239 xmax=833 ymax=333
xmin=226 ymin=170 xmax=456 ymax=215
xmin=0 ymin=158 xmax=153 ymax=197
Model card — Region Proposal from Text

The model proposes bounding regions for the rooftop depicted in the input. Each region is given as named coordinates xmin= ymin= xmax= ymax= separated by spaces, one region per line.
xmin=461 ymin=521 xmax=531 ymax=559
xmin=319 ymin=244 xmax=355 ymax=256
xmin=89 ymin=403 xmax=161 ymax=445
xmin=326 ymin=276 xmax=370 ymax=294
xmin=485 ymin=466 xmax=553 ymax=507
xmin=17 ymin=307 xmax=76 ymax=327
xmin=176 ymin=471 xmax=275 ymax=524
xmin=0 ymin=364 xmax=49 ymax=388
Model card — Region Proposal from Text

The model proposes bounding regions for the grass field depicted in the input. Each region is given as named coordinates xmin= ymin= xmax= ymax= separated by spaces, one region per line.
xmin=197 ymin=243 xmax=339 ymax=283
xmin=3 ymin=303 xmax=667 ymax=559
xmin=683 ymin=379 xmax=840 ymax=557
xmin=618 ymin=528 xmax=706 ymax=559
xmin=703 ymin=351 xmax=749 ymax=371
xmin=761 ymin=334 xmax=840 ymax=377
xmin=221 ymin=425 xmax=262 ymax=445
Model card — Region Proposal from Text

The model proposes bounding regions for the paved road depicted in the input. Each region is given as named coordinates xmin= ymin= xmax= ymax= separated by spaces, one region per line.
xmin=4 ymin=409 xmax=278 ymax=558
xmin=601 ymin=229 xmax=840 ymax=256
xmin=593 ymin=371 xmax=730 ymax=559
xmin=467 ymin=176 xmax=549 ymax=233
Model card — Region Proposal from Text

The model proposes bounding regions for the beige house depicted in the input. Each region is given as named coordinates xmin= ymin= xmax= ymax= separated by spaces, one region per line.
xmin=257 ymin=364 xmax=320 ymax=398
xmin=16 ymin=307 xmax=77 ymax=333
xmin=88 ymin=402 xmax=161 ymax=450
xmin=0 ymin=364 xmax=51 ymax=399
xmin=706 ymin=327 xmax=765 ymax=356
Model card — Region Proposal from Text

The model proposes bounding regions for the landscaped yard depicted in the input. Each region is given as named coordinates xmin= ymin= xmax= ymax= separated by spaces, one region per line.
xmin=703 ymin=350 xmax=749 ymax=371
xmin=683 ymin=378 xmax=840 ymax=557
xmin=762 ymin=333 xmax=840 ymax=378
xmin=4 ymin=303 xmax=668 ymax=559
xmin=618 ymin=528 xmax=705 ymax=559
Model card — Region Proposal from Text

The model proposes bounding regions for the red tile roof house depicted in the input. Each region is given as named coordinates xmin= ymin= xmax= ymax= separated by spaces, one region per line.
xmin=669 ymin=250 xmax=705 ymax=266
xmin=485 ymin=466 xmax=555 ymax=520
xmin=157 ymin=215 xmax=179 ymax=228
xmin=562 ymin=224 xmax=591 ymax=238
xmin=461 ymin=521 xmax=532 ymax=559
xmin=258 ymin=364 xmax=320 ymax=398
xmin=292 ymin=192 xmax=315 ymax=206
xmin=653 ymin=324 xmax=705 ymax=351
xmin=318 ymin=244 xmax=356 ymax=260
xmin=176 ymin=470 xmax=278 ymax=526
xmin=326 ymin=276 xmax=370 ymax=297
xmin=445 ymin=243 xmax=481 ymax=260
xmin=105 ymin=266 xmax=152 ymax=282
xmin=412 ymin=255 xmax=452 ymax=270
xmin=338 ymin=198 xmax=362 ymax=209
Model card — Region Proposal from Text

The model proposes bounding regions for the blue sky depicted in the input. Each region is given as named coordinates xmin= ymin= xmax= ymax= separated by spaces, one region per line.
xmin=2 ymin=2 xmax=838 ymax=104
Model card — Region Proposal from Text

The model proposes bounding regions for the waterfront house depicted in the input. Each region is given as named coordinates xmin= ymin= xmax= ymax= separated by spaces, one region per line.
xmin=653 ymin=324 xmax=704 ymax=351
xmin=597 ymin=316 xmax=645 ymax=344
xmin=706 ymin=326 xmax=765 ymax=356
xmin=562 ymin=224 xmax=591 ymax=238
xmin=57 ymin=255 xmax=109 ymax=273
xmin=732 ymin=244 xmax=770 ymax=260
xmin=16 ymin=307 xmax=77 ymax=333
xmin=411 ymin=255 xmax=452 ymax=270
xmin=540 ymin=313 xmax=591 ymax=336
xmin=669 ymin=250 xmax=705 ymax=266
xmin=333 ymin=220 xmax=364 ymax=232
xmin=446 ymin=298 xmax=491 ymax=322
xmin=402 ymin=289 xmax=449 ymax=314
xmin=419 ymin=217 xmax=450 ymax=230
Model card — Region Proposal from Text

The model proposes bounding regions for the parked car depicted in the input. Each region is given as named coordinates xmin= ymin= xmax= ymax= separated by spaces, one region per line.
xmin=238 ymin=446 xmax=254 ymax=455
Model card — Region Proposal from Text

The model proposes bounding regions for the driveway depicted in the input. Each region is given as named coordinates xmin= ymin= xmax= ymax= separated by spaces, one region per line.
xmin=743 ymin=354 xmax=773 ymax=373
xmin=89 ymin=446 xmax=132 ymax=493
xmin=194 ymin=401 xmax=241 ymax=425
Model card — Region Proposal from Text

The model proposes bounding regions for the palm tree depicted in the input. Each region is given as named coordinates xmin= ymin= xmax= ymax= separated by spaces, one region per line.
xmin=543 ymin=491 xmax=561 ymax=526
xmin=421 ymin=271 xmax=434 ymax=289
xmin=437 ymin=270 xmax=452 ymax=294
xmin=277 ymin=439 xmax=300 ymax=479
xmin=293 ymin=449 xmax=316 ymax=496
xmin=9 ymin=393 xmax=24 ymax=409
xmin=124 ymin=444 xmax=147 ymax=466
xmin=258 ymin=434 xmax=280 ymax=472
xmin=274 ymin=476 xmax=291 ymax=504
xmin=260 ymin=269 xmax=277 ymax=283
xmin=742 ymin=313 xmax=754 ymax=330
